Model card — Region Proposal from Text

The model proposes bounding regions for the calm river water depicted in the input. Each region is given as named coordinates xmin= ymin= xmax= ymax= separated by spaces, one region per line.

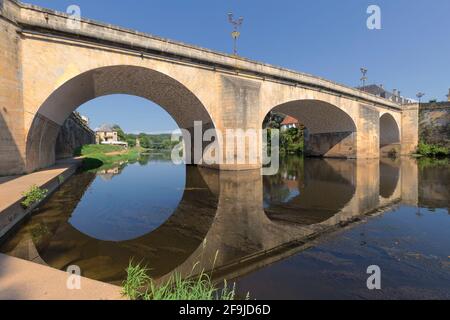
xmin=1 ymin=155 xmax=449 ymax=299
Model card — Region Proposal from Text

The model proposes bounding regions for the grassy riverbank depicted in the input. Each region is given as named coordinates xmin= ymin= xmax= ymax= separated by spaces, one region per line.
xmin=122 ymin=262 xmax=241 ymax=300
xmin=75 ymin=144 xmax=144 ymax=170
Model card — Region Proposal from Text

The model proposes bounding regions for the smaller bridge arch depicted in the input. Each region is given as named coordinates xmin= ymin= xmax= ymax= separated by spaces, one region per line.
xmin=379 ymin=113 xmax=401 ymax=156
xmin=264 ymin=99 xmax=357 ymax=158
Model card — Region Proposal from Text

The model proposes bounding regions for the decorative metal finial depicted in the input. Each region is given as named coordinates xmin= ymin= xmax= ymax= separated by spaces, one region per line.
xmin=228 ymin=13 xmax=244 ymax=56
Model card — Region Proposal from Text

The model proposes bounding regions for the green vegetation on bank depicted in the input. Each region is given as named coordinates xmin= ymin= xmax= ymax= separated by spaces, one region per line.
xmin=112 ymin=124 xmax=178 ymax=150
xmin=280 ymin=128 xmax=304 ymax=154
xmin=75 ymin=144 xmax=142 ymax=171
xmin=122 ymin=261 xmax=242 ymax=300
xmin=416 ymin=142 xmax=449 ymax=158
xmin=264 ymin=112 xmax=305 ymax=155
xmin=21 ymin=185 xmax=48 ymax=208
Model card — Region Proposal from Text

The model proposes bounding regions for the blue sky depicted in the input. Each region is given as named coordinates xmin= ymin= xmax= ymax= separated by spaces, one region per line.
xmin=26 ymin=0 xmax=450 ymax=133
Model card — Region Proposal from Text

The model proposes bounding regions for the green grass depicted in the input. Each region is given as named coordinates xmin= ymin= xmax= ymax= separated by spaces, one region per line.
xmin=74 ymin=144 xmax=126 ymax=156
xmin=75 ymin=144 xmax=142 ymax=171
xmin=21 ymin=185 xmax=48 ymax=208
xmin=122 ymin=261 xmax=242 ymax=300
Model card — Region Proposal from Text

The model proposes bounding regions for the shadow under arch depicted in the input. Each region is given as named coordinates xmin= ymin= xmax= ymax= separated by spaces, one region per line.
xmin=264 ymin=99 xmax=357 ymax=158
xmin=2 ymin=166 xmax=219 ymax=284
xmin=263 ymin=158 xmax=357 ymax=226
xmin=380 ymin=113 xmax=400 ymax=147
xmin=25 ymin=65 xmax=216 ymax=172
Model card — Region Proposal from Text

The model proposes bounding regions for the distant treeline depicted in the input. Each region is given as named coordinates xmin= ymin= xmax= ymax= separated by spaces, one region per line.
xmin=112 ymin=125 xmax=179 ymax=150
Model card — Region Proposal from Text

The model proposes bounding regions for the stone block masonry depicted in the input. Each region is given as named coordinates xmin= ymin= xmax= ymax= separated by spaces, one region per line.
xmin=56 ymin=112 xmax=96 ymax=159
xmin=419 ymin=102 xmax=450 ymax=148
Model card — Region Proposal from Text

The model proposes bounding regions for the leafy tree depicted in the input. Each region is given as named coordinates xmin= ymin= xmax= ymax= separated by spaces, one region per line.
xmin=112 ymin=124 xmax=127 ymax=142
xmin=138 ymin=134 xmax=151 ymax=149
xmin=280 ymin=128 xmax=304 ymax=154
xmin=127 ymin=138 xmax=137 ymax=148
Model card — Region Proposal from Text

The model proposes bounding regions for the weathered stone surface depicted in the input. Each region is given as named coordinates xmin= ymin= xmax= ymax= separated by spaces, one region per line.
xmin=0 ymin=0 xmax=25 ymax=175
xmin=305 ymin=131 xmax=356 ymax=158
xmin=55 ymin=113 xmax=95 ymax=159
xmin=401 ymin=104 xmax=420 ymax=155
xmin=419 ymin=102 xmax=450 ymax=148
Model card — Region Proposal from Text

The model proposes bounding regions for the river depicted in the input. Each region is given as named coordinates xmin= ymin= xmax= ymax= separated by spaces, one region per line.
xmin=1 ymin=155 xmax=449 ymax=299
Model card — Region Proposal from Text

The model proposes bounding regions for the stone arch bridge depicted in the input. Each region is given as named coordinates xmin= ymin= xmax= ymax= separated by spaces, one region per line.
xmin=0 ymin=0 xmax=419 ymax=175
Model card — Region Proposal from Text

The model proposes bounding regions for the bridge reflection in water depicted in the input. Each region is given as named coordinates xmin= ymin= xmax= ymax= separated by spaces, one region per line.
xmin=1 ymin=157 xmax=422 ymax=285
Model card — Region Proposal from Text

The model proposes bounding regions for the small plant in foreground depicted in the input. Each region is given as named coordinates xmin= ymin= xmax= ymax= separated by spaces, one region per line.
xmin=21 ymin=185 xmax=48 ymax=208
xmin=122 ymin=261 xmax=241 ymax=300
xmin=122 ymin=261 xmax=151 ymax=300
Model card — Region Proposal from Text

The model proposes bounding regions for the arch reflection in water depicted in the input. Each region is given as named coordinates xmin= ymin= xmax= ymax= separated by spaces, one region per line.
xmin=160 ymin=157 xmax=407 ymax=283
xmin=70 ymin=156 xmax=186 ymax=242
xmin=2 ymin=156 xmax=418 ymax=287
xmin=1 ymin=157 xmax=219 ymax=284
xmin=263 ymin=158 xmax=356 ymax=225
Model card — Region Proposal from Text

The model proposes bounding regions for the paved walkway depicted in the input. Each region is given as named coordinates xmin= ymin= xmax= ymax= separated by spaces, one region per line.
xmin=0 ymin=158 xmax=81 ymax=214
xmin=0 ymin=159 xmax=126 ymax=300
xmin=0 ymin=254 xmax=124 ymax=300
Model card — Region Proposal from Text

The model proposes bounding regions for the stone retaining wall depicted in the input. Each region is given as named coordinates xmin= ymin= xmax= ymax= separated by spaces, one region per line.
xmin=55 ymin=113 xmax=95 ymax=159
xmin=419 ymin=102 xmax=450 ymax=148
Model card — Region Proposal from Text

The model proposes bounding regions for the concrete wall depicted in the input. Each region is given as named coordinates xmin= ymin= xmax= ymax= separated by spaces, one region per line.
xmin=55 ymin=113 xmax=95 ymax=159
xmin=419 ymin=102 xmax=450 ymax=148
xmin=0 ymin=0 xmax=26 ymax=175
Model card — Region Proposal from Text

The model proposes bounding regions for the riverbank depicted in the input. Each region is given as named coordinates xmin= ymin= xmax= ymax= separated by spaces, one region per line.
xmin=75 ymin=144 xmax=145 ymax=170
xmin=0 ymin=159 xmax=82 ymax=242
xmin=0 ymin=253 xmax=123 ymax=300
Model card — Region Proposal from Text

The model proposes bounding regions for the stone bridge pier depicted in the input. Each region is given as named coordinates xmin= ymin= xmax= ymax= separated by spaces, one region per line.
xmin=0 ymin=0 xmax=419 ymax=176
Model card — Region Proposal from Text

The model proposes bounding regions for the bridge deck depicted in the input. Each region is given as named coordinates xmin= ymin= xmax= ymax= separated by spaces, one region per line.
xmin=5 ymin=0 xmax=401 ymax=110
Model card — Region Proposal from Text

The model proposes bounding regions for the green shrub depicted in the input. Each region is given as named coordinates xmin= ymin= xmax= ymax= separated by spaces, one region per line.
xmin=21 ymin=185 xmax=48 ymax=208
xmin=417 ymin=142 xmax=449 ymax=157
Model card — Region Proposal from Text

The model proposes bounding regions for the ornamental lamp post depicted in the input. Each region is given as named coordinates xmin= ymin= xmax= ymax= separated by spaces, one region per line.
xmin=416 ymin=92 xmax=425 ymax=104
xmin=360 ymin=67 xmax=368 ymax=91
xmin=228 ymin=13 xmax=243 ymax=56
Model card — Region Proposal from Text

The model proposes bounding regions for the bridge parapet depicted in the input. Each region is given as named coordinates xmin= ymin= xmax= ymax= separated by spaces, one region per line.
xmin=8 ymin=0 xmax=400 ymax=110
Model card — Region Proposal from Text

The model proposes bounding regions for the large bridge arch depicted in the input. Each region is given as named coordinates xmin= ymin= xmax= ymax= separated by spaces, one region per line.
xmin=25 ymin=65 xmax=217 ymax=172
